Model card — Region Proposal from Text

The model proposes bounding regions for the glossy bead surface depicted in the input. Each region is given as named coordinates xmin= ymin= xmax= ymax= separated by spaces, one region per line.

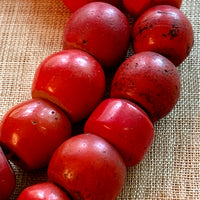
xmin=123 ymin=0 xmax=182 ymax=18
xmin=63 ymin=2 xmax=130 ymax=70
xmin=48 ymin=133 xmax=126 ymax=200
xmin=17 ymin=182 xmax=71 ymax=200
xmin=84 ymin=98 xmax=155 ymax=166
xmin=62 ymin=0 xmax=122 ymax=12
xmin=0 ymin=99 xmax=72 ymax=170
xmin=0 ymin=147 xmax=16 ymax=200
xmin=132 ymin=5 xmax=194 ymax=66
xmin=111 ymin=51 xmax=181 ymax=122
xmin=32 ymin=49 xmax=105 ymax=123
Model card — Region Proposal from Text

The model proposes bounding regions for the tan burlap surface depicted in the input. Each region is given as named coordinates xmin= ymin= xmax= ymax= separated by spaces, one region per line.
xmin=0 ymin=0 xmax=199 ymax=199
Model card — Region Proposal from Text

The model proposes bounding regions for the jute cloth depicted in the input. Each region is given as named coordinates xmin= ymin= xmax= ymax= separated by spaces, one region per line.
xmin=0 ymin=0 xmax=199 ymax=199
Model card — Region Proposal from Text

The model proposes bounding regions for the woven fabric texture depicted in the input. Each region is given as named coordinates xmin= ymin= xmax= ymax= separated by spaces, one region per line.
xmin=0 ymin=0 xmax=199 ymax=199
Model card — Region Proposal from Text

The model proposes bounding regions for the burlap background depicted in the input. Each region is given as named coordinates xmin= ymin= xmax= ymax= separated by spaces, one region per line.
xmin=0 ymin=0 xmax=199 ymax=199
